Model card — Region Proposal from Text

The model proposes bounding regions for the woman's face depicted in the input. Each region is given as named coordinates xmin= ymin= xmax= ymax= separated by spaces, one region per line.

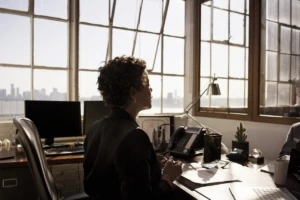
xmin=135 ymin=71 xmax=152 ymax=111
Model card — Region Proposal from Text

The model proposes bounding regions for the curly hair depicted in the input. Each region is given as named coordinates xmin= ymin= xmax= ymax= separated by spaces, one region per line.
xmin=97 ymin=56 xmax=147 ymax=108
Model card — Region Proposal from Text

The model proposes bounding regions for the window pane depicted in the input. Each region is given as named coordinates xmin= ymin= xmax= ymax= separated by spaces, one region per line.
xmin=213 ymin=9 xmax=228 ymax=41
xmin=211 ymin=78 xmax=227 ymax=107
xmin=164 ymin=0 xmax=185 ymax=37
xmin=112 ymin=29 xmax=134 ymax=58
xmin=163 ymin=76 xmax=183 ymax=113
xmin=34 ymin=19 xmax=68 ymax=67
xmin=230 ymin=0 xmax=244 ymax=13
xmin=200 ymin=42 xmax=211 ymax=76
xmin=265 ymin=82 xmax=277 ymax=106
xmin=230 ymin=12 xmax=244 ymax=45
xmin=79 ymin=71 xmax=101 ymax=101
xmin=114 ymin=0 xmax=140 ymax=29
xmin=134 ymin=33 xmax=159 ymax=71
xmin=266 ymin=52 xmax=278 ymax=81
xmin=246 ymin=16 xmax=249 ymax=47
xmin=0 ymin=14 xmax=30 ymax=65
xmin=212 ymin=44 xmax=228 ymax=78
xmin=163 ymin=37 xmax=184 ymax=75
xmin=291 ymin=56 xmax=300 ymax=80
xmin=200 ymin=78 xmax=210 ymax=107
xmin=266 ymin=21 xmax=278 ymax=51
xmin=245 ymin=48 xmax=248 ymax=78
xmin=279 ymin=0 xmax=290 ymax=25
xmin=0 ymin=67 xmax=31 ymax=118
xmin=266 ymin=0 xmax=278 ymax=21
xmin=229 ymin=80 xmax=246 ymax=107
xmin=35 ymin=0 xmax=68 ymax=19
xmin=0 ymin=0 xmax=28 ymax=11
xmin=279 ymin=54 xmax=290 ymax=81
xmin=80 ymin=0 xmax=109 ymax=25
xmin=278 ymin=83 xmax=290 ymax=105
xmin=33 ymin=69 xmax=67 ymax=101
xmin=140 ymin=75 xmax=161 ymax=114
xmin=201 ymin=5 xmax=211 ymax=41
xmin=280 ymin=26 xmax=291 ymax=54
xmin=213 ymin=0 xmax=228 ymax=9
xmin=292 ymin=0 xmax=300 ymax=27
xmin=80 ymin=25 xmax=108 ymax=69
xmin=140 ymin=0 xmax=162 ymax=32
xmin=229 ymin=46 xmax=245 ymax=78
xmin=292 ymin=29 xmax=300 ymax=55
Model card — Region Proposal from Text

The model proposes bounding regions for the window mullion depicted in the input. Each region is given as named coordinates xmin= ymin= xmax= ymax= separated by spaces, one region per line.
xmin=132 ymin=0 xmax=144 ymax=56
xmin=68 ymin=0 xmax=79 ymax=101
xmin=29 ymin=0 xmax=34 ymax=100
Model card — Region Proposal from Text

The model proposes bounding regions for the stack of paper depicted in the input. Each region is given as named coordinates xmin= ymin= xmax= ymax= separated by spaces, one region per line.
xmin=177 ymin=167 xmax=241 ymax=190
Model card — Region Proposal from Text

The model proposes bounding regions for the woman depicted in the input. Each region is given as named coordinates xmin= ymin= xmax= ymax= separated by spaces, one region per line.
xmin=83 ymin=56 xmax=182 ymax=200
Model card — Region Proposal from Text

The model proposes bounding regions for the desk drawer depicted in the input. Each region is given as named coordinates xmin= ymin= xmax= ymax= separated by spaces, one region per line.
xmin=0 ymin=167 xmax=38 ymax=200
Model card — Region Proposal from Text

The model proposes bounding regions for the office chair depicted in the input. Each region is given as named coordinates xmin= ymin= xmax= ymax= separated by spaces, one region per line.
xmin=13 ymin=116 xmax=89 ymax=200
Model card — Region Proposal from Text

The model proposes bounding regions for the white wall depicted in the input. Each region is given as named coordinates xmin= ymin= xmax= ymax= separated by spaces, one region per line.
xmin=192 ymin=116 xmax=291 ymax=161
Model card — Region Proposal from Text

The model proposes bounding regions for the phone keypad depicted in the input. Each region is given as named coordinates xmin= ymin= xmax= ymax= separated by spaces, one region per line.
xmin=173 ymin=134 xmax=192 ymax=154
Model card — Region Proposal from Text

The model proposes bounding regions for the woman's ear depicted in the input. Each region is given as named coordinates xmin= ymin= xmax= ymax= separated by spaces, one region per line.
xmin=130 ymin=87 xmax=137 ymax=98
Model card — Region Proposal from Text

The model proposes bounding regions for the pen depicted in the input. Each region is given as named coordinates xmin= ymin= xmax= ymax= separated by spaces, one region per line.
xmin=221 ymin=162 xmax=229 ymax=169
xmin=229 ymin=188 xmax=236 ymax=200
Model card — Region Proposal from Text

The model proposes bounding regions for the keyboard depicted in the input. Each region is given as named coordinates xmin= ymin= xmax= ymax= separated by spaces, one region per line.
xmin=253 ymin=187 xmax=291 ymax=200
xmin=44 ymin=146 xmax=84 ymax=156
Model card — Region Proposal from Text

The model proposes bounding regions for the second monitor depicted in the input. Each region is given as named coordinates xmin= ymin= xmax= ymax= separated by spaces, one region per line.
xmin=83 ymin=101 xmax=111 ymax=135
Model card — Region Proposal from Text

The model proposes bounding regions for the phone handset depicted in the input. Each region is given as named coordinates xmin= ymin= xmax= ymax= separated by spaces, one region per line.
xmin=168 ymin=126 xmax=185 ymax=150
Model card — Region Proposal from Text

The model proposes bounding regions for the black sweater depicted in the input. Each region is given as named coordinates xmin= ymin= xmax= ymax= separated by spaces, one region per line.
xmin=83 ymin=108 xmax=173 ymax=200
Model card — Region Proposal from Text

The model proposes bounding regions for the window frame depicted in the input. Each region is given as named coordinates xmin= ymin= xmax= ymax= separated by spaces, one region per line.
xmin=194 ymin=0 xmax=300 ymax=125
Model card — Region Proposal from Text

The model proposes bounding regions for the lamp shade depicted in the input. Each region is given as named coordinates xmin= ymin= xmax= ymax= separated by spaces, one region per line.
xmin=206 ymin=83 xmax=221 ymax=95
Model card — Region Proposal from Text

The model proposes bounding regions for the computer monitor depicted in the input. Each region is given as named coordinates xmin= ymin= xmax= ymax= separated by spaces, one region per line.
xmin=83 ymin=101 xmax=111 ymax=135
xmin=24 ymin=100 xmax=82 ymax=146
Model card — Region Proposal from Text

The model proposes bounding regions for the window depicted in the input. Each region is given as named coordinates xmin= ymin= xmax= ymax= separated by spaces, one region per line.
xmin=198 ymin=0 xmax=249 ymax=116
xmin=78 ymin=0 xmax=185 ymax=115
xmin=0 ymin=0 xmax=68 ymax=120
xmin=0 ymin=0 xmax=185 ymax=120
xmin=260 ymin=0 xmax=300 ymax=119
xmin=196 ymin=0 xmax=300 ymax=124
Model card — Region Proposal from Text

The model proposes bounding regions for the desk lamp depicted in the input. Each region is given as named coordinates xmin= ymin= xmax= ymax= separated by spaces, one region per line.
xmin=181 ymin=75 xmax=221 ymax=133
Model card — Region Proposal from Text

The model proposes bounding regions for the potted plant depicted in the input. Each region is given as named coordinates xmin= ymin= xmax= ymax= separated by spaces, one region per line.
xmin=232 ymin=122 xmax=249 ymax=160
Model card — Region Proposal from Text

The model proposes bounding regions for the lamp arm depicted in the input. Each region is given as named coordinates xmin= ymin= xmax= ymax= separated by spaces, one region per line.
xmin=186 ymin=113 xmax=219 ymax=134
xmin=185 ymin=88 xmax=208 ymax=113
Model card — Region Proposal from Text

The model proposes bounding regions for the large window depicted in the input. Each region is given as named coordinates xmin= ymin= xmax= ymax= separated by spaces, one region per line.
xmin=0 ymin=0 xmax=68 ymax=120
xmin=196 ymin=0 xmax=300 ymax=124
xmin=198 ymin=0 xmax=249 ymax=114
xmin=260 ymin=0 xmax=300 ymax=119
xmin=0 ymin=0 xmax=185 ymax=120
xmin=78 ymin=0 xmax=185 ymax=114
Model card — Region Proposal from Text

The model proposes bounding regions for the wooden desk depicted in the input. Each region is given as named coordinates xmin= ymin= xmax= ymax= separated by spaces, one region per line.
xmin=0 ymin=146 xmax=84 ymax=168
xmin=0 ymin=154 xmax=84 ymax=168
xmin=0 ymin=147 xmax=84 ymax=200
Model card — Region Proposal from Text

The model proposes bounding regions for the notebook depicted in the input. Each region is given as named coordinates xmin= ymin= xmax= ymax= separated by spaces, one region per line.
xmin=260 ymin=161 xmax=274 ymax=174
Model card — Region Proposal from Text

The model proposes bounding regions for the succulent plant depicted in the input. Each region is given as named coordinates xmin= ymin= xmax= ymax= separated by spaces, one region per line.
xmin=235 ymin=122 xmax=247 ymax=142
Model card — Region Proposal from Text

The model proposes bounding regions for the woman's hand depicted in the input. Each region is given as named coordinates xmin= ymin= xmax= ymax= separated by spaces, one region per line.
xmin=162 ymin=156 xmax=182 ymax=185
xmin=157 ymin=154 xmax=168 ymax=168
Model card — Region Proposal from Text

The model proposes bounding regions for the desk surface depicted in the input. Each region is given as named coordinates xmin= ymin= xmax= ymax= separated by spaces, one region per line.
xmin=0 ymin=146 xmax=84 ymax=168
xmin=173 ymin=155 xmax=300 ymax=200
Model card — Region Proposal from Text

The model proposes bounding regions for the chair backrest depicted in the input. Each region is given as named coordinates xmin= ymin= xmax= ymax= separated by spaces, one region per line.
xmin=13 ymin=116 xmax=59 ymax=200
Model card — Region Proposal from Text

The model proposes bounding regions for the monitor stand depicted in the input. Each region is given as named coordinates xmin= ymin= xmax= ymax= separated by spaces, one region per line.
xmin=42 ymin=137 xmax=70 ymax=149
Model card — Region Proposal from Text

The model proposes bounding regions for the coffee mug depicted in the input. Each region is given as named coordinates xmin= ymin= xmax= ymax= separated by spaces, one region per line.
xmin=274 ymin=156 xmax=290 ymax=185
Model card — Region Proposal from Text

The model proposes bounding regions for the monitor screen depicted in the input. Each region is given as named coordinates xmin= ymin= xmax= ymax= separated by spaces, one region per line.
xmin=83 ymin=101 xmax=111 ymax=135
xmin=24 ymin=100 xmax=82 ymax=143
